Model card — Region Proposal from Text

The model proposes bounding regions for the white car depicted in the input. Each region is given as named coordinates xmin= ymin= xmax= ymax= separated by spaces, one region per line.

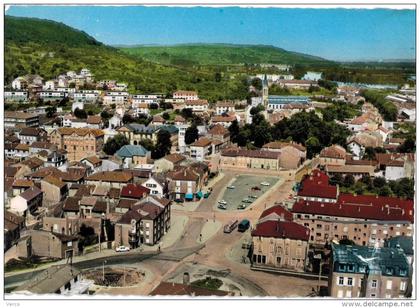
xmin=260 ymin=182 xmax=270 ymax=186
xmin=115 ymin=246 xmax=130 ymax=252
xmin=218 ymin=200 xmax=227 ymax=205
xmin=227 ymin=185 xmax=235 ymax=189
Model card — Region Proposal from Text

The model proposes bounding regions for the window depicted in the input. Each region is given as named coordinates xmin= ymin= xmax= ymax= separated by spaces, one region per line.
xmin=337 ymin=290 xmax=343 ymax=298
xmin=348 ymin=265 xmax=354 ymax=272
xmin=347 ymin=277 xmax=353 ymax=286
xmin=371 ymin=280 xmax=377 ymax=288
xmin=400 ymin=281 xmax=407 ymax=291
xmin=338 ymin=277 xmax=344 ymax=285
xmin=386 ymin=281 xmax=392 ymax=290
xmin=339 ymin=264 xmax=346 ymax=271
xmin=346 ymin=290 xmax=352 ymax=298
xmin=371 ymin=294 xmax=376 ymax=298
xmin=400 ymin=269 xmax=407 ymax=276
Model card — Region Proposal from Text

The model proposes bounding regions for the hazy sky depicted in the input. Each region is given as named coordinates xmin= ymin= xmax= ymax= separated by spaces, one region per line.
xmin=6 ymin=5 xmax=416 ymax=61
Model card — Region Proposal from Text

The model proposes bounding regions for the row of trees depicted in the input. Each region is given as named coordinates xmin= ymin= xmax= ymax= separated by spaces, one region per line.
xmin=360 ymin=90 xmax=398 ymax=121
xmin=330 ymin=174 xmax=414 ymax=199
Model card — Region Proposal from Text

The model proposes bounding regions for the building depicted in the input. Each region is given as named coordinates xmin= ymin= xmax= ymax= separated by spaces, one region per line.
xmin=4 ymin=90 xmax=29 ymax=103
xmin=262 ymin=141 xmax=306 ymax=169
xmin=166 ymin=166 xmax=207 ymax=201
xmin=142 ymin=175 xmax=168 ymax=198
xmin=5 ymin=211 xmax=26 ymax=251
xmin=251 ymin=205 xmax=310 ymax=272
xmin=293 ymin=171 xmax=414 ymax=247
xmin=5 ymin=111 xmax=40 ymax=128
xmin=13 ymin=265 xmax=91 ymax=295
xmin=319 ymin=145 xmax=347 ymax=167
xmin=325 ymin=165 xmax=375 ymax=180
xmin=276 ymin=79 xmax=317 ymax=90
xmin=115 ymin=196 xmax=171 ymax=247
xmin=220 ymin=148 xmax=282 ymax=171
xmin=302 ymin=71 xmax=322 ymax=81
xmin=9 ymin=186 xmax=43 ymax=218
xmin=85 ymin=171 xmax=133 ymax=188
xmin=267 ymin=96 xmax=310 ymax=110
xmin=117 ymin=124 xmax=160 ymax=145
xmin=215 ymin=101 xmax=236 ymax=115
xmin=185 ymin=100 xmax=209 ymax=113
xmin=116 ymin=144 xmax=150 ymax=168
xmin=18 ymin=127 xmax=48 ymax=145
xmin=41 ymin=176 xmax=69 ymax=206
xmin=173 ymin=90 xmax=198 ymax=100
xmin=329 ymin=244 xmax=410 ymax=298
xmin=103 ymin=91 xmax=129 ymax=105
xmin=154 ymin=153 xmax=186 ymax=173
xmin=190 ymin=137 xmax=213 ymax=161
xmin=49 ymin=127 xmax=105 ymax=161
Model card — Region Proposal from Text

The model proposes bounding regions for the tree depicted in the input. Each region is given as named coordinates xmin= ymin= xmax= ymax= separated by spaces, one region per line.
xmin=102 ymin=134 xmax=129 ymax=155
xmin=162 ymin=112 xmax=170 ymax=120
xmin=398 ymin=137 xmax=416 ymax=153
xmin=215 ymin=72 xmax=222 ymax=82
xmin=379 ymin=185 xmax=392 ymax=197
xmin=343 ymin=174 xmax=355 ymax=188
xmin=228 ymin=120 xmax=240 ymax=143
xmin=74 ymin=107 xmax=87 ymax=119
xmin=181 ymin=108 xmax=193 ymax=119
xmin=305 ymin=137 xmax=321 ymax=159
xmin=363 ymin=147 xmax=376 ymax=160
xmin=46 ymin=106 xmax=57 ymax=118
xmin=253 ymin=123 xmax=272 ymax=148
xmin=122 ymin=114 xmax=134 ymax=124
xmin=329 ymin=174 xmax=343 ymax=186
xmin=373 ymin=177 xmax=386 ymax=189
xmin=185 ymin=125 xmax=199 ymax=145
xmin=251 ymin=77 xmax=262 ymax=90
xmin=152 ymin=130 xmax=172 ymax=159
xmin=100 ymin=110 xmax=111 ymax=120
xmin=138 ymin=139 xmax=155 ymax=151
xmin=149 ymin=103 xmax=159 ymax=110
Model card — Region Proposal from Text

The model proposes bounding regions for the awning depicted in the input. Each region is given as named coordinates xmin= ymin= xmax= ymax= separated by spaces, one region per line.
xmin=196 ymin=191 xmax=203 ymax=198
xmin=185 ymin=193 xmax=194 ymax=199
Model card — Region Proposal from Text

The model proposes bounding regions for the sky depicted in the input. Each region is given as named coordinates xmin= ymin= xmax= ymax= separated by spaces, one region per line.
xmin=5 ymin=5 xmax=416 ymax=61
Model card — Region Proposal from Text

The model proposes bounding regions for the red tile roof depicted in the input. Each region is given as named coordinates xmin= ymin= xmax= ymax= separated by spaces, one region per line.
xmin=120 ymin=183 xmax=150 ymax=199
xmin=292 ymin=194 xmax=414 ymax=223
xmin=260 ymin=205 xmax=293 ymax=222
xmin=297 ymin=169 xmax=338 ymax=199
xmin=252 ymin=220 xmax=310 ymax=241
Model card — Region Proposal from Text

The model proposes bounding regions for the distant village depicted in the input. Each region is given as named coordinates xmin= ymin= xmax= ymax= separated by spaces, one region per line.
xmin=4 ymin=66 xmax=415 ymax=298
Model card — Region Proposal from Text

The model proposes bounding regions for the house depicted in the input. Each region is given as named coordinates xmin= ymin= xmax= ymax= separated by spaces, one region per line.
xmin=118 ymin=196 xmax=171 ymax=246
xmin=297 ymin=169 xmax=339 ymax=203
xmin=74 ymin=90 xmax=100 ymax=103
xmin=211 ymin=114 xmax=237 ymax=128
xmin=220 ymin=147 xmax=282 ymax=171
xmin=173 ymin=90 xmax=198 ymax=100
xmin=251 ymin=205 xmax=310 ymax=272
xmin=85 ymin=171 xmax=133 ymax=188
xmin=80 ymin=156 xmax=102 ymax=173
xmin=117 ymin=124 xmax=160 ymax=145
xmin=262 ymin=141 xmax=307 ymax=169
xmin=185 ymin=99 xmax=209 ymax=113
xmin=41 ymin=175 xmax=68 ymax=206
xmin=12 ymin=179 xmax=35 ymax=196
xmin=142 ymin=175 xmax=168 ymax=198
xmin=14 ymin=143 xmax=30 ymax=160
xmin=120 ymin=183 xmax=150 ymax=200
xmin=151 ymin=115 xmax=166 ymax=125
xmin=319 ymin=145 xmax=347 ymax=166
xmin=166 ymin=166 xmax=204 ymax=201
xmin=174 ymin=115 xmax=187 ymax=126
xmin=108 ymin=114 xmax=123 ymax=129
xmin=5 ymin=211 xmax=26 ymax=251
xmin=375 ymin=153 xmax=415 ymax=181
xmin=86 ymin=115 xmax=103 ymax=129
xmin=18 ymin=127 xmax=48 ymax=145
xmin=103 ymin=91 xmax=129 ymax=105
xmin=329 ymin=244 xmax=410 ymax=298
xmin=4 ymin=90 xmax=29 ymax=103
xmin=154 ymin=153 xmax=186 ymax=173
xmin=12 ymin=76 xmax=28 ymax=90
xmin=215 ymin=101 xmax=236 ymax=115
xmin=190 ymin=137 xmax=213 ymax=161
xmin=15 ymin=230 xmax=78 ymax=260
xmin=5 ymin=111 xmax=39 ymax=128
xmin=13 ymin=265 xmax=91 ymax=295
xmin=9 ymin=186 xmax=43 ymax=218
xmin=49 ymin=127 xmax=105 ymax=161
xmin=208 ymin=124 xmax=231 ymax=147
xmin=116 ymin=144 xmax=150 ymax=168
xmin=347 ymin=132 xmax=383 ymax=160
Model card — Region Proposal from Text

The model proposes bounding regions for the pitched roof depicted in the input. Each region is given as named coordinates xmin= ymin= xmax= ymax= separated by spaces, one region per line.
xmin=55 ymin=127 xmax=104 ymax=137
xmin=208 ymin=124 xmax=229 ymax=136
xmin=120 ymin=183 xmax=150 ymax=199
xmin=162 ymin=153 xmax=186 ymax=164
xmin=174 ymin=115 xmax=186 ymax=123
xmin=292 ymin=193 xmax=414 ymax=222
xmin=42 ymin=175 xmax=66 ymax=189
xmin=86 ymin=171 xmax=133 ymax=183
xmin=19 ymin=127 xmax=45 ymax=136
xmin=116 ymin=145 xmax=149 ymax=158
xmin=260 ymin=205 xmax=294 ymax=222
xmin=83 ymin=156 xmax=102 ymax=165
xmin=252 ymin=220 xmax=310 ymax=241
xmin=117 ymin=198 xmax=137 ymax=210
xmin=320 ymin=144 xmax=347 ymax=159
xmin=262 ymin=141 xmax=306 ymax=152
xmin=167 ymin=167 xmax=199 ymax=181
xmin=80 ymin=196 xmax=97 ymax=207
xmin=190 ymin=137 xmax=212 ymax=147
xmin=15 ymin=143 xmax=30 ymax=151
xmin=12 ymin=179 xmax=34 ymax=188
xmin=63 ymin=197 xmax=81 ymax=212
xmin=87 ymin=115 xmax=102 ymax=125
xmin=221 ymin=147 xmax=281 ymax=159
xmin=298 ymin=169 xmax=338 ymax=199
xmin=325 ymin=164 xmax=375 ymax=175
xmin=19 ymin=186 xmax=42 ymax=201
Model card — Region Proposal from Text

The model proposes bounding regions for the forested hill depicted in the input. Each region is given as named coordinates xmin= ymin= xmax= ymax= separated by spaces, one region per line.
xmin=119 ymin=43 xmax=331 ymax=66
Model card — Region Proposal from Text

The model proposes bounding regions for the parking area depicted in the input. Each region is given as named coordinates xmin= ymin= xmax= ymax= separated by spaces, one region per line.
xmin=215 ymin=175 xmax=280 ymax=211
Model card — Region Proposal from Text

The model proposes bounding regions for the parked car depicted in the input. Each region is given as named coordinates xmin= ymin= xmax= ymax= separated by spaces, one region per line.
xmin=116 ymin=246 xmax=130 ymax=252
xmin=224 ymin=220 xmax=238 ymax=233
xmin=260 ymin=182 xmax=270 ymax=186
xmin=218 ymin=200 xmax=227 ymax=205
xmin=227 ymin=185 xmax=235 ymax=189
xmin=218 ymin=203 xmax=227 ymax=210
xmin=238 ymin=219 xmax=250 ymax=232
xmin=237 ymin=204 xmax=247 ymax=210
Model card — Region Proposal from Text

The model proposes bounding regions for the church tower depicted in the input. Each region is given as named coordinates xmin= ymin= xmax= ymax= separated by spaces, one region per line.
xmin=262 ymin=74 xmax=269 ymax=109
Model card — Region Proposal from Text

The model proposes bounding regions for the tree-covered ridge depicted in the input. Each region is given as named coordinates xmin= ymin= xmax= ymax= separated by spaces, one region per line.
xmin=5 ymin=16 xmax=102 ymax=47
xmin=120 ymin=43 xmax=330 ymax=66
